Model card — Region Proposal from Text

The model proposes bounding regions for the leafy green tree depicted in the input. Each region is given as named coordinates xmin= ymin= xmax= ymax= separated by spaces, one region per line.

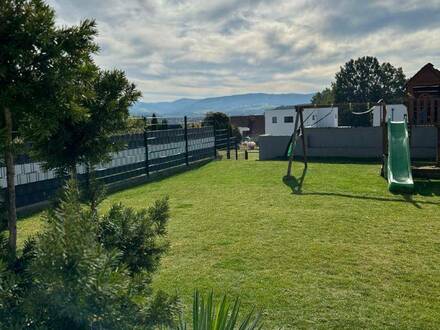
xmin=334 ymin=57 xmax=406 ymax=126
xmin=203 ymin=112 xmax=242 ymax=143
xmin=81 ymin=166 xmax=106 ymax=214
xmin=151 ymin=113 xmax=159 ymax=130
xmin=232 ymin=126 xmax=242 ymax=143
xmin=203 ymin=112 xmax=242 ymax=144
xmin=203 ymin=112 xmax=230 ymax=129
xmin=311 ymin=87 xmax=335 ymax=105
xmin=161 ymin=118 xmax=169 ymax=130
xmin=334 ymin=56 xmax=406 ymax=103
xmin=0 ymin=0 xmax=98 ymax=258
xmin=314 ymin=57 xmax=406 ymax=126
xmin=26 ymin=69 xmax=141 ymax=178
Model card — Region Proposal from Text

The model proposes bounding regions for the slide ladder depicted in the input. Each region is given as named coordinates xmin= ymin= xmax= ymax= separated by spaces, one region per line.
xmin=386 ymin=119 xmax=414 ymax=193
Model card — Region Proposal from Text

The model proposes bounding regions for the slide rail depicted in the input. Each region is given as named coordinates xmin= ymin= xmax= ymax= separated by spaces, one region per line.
xmin=387 ymin=118 xmax=414 ymax=193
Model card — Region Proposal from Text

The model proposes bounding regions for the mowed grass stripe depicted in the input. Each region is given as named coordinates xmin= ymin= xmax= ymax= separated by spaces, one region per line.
xmin=16 ymin=157 xmax=440 ymax=328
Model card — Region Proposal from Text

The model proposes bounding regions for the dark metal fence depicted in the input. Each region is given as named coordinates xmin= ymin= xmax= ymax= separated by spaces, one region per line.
xmin=213 ymin=126 xmax=240 ymax=160
xmin=1 ymin=116 xmax=240 ymax=209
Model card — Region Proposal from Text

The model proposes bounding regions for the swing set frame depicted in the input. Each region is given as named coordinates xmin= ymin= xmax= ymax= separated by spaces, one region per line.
xmin=286 ymin=102 xmax=387 ymax=177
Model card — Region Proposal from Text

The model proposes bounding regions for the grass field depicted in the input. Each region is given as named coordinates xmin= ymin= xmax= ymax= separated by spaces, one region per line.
xmin=16 ymin=156 xmax=440 ymax=328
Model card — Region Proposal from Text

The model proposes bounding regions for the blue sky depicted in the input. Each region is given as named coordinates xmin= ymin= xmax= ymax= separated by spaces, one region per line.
xmin=47 ymin=0 xmax=440 ymax=102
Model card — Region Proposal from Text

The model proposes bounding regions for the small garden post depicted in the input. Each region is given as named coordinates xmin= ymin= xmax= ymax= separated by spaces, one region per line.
xmin=213 ymin=121 xmax=217 ymax=158
xmin=184 ymin=116 xmax=189 ymax=166
xmin=382 ymin=101 xmax=388 ymax=157
xmin=143 ymin=117 xmax=150 ymax=177
xmin=227 ymin=124 xmax=231 ymax=159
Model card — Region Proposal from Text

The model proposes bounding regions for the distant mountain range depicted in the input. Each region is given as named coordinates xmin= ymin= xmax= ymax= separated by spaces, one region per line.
xmin=130 ymin=92 xmax=314 ymax=117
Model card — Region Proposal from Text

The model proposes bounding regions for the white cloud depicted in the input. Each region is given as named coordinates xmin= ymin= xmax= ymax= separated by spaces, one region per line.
xmin=47 ymin=0 xmax=440 ymax=101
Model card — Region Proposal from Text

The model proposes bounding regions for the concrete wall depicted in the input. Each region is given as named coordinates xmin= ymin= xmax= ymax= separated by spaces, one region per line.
xmin=411 ymin=126 xmax=437 ymax=159
xmin=259 ymin=126 xmax=437 ymax=160
xmin=259 ymin=135 xmax=292 ymax=160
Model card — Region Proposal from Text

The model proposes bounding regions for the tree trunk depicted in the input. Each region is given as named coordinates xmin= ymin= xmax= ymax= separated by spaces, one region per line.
xmin=3 ymin=107 xmax=17 ymax=259
xmin=69 ymin=164 xmax=78 ymax=181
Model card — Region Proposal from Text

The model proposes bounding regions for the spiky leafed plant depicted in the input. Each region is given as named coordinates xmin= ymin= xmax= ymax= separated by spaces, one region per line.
xmin=176 ymin=290 xmax=263 ymax=330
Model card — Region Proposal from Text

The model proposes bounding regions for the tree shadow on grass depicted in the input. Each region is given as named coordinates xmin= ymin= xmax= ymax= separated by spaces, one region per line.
xmin=282 ymin=172 xmax=440 ymax=208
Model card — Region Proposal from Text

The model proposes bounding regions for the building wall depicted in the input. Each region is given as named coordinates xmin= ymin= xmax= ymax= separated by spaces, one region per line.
xmin=302 ymin=108 xmax=338 ymax=127
xmin=372 ymin=104 xmax=407 ymax=127
xmin=265 ymin=109 xmax=295 ymax=136
xmin=407 ymin=63 xmax=440 ymax=96
xmin=307 ymin=107 xmax=338 ymax=128
xmin=301 ymin=108 xmax=316 ymax=127
xmin=259 ymin=126 xmax=437 ymax=160
xmin=265 ymin=107 xmax=338 ymax=136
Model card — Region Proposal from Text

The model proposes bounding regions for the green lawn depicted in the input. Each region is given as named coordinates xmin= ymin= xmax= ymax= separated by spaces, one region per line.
xmin=17 ymin=157 xmax=440 ymax=328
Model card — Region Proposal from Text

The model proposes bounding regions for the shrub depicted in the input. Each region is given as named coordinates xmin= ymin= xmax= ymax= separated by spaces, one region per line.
xmin=0 ymin=181 xmax=178 ymax=329
xmin=98 ymin=197 xmax=170 ymax=275
xmin=0 ymin=235 xmax=36 ymax=327
xmin=0 ymin=183 xmax=265 ymax=329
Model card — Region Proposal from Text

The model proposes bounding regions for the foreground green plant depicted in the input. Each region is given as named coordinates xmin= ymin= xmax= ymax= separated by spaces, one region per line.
xmin=177 ymin=290 xmax=263 ymax=330
xmin=98 ymin=198 xmax=170 ymax=275
xmin=0 ymin=181 xmax=178 ymax=329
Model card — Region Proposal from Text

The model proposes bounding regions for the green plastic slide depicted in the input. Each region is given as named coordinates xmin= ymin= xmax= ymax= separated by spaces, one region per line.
xmin=387 ymin=120 xmax=414 ymax=193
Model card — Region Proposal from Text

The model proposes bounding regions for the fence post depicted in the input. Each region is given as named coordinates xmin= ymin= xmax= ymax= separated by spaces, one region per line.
xmin=143 ymin=117 xmax=150 ymax=177
xmin=227 ymin=125 xmax=231 ymax=159
xmin=437 ymin=126 xmax=440 ymax=166
xmin=184 ymin=116 xmax=189 ymax=166
xmin=213 ymin=121 xmax=217 ymax=158
xmin=235 ymin=137 xmax=238 ymax=160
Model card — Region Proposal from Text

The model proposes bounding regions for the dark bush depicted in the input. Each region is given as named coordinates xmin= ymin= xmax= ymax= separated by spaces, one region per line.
xmin=0 ymin=181 xmax=178 ymax=329
xmin=98 ymin=197 xmax=170 ymax=275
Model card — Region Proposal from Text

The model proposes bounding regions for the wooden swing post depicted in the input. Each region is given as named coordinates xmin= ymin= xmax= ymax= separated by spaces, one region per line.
xmin=299 ymin=108 xmax=308 ymax=168
xmin=381 ymin=101 xmax=388 ymax=157
xmin=286 ymin=106 xmax=307 ymax=177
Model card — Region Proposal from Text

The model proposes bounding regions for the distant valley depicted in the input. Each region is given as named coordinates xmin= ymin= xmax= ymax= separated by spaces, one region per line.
xmin=130 ymin=92 xmax=314 ymax=117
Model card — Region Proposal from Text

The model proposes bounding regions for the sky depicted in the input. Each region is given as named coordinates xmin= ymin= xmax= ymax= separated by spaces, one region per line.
xmin=47 ymin=0 xmax=440 ymax=102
